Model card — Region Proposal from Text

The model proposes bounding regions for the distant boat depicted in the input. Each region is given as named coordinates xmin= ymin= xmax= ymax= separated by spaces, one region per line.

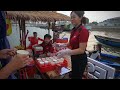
xmin=94 ymin=35 xmax=120 ymax=48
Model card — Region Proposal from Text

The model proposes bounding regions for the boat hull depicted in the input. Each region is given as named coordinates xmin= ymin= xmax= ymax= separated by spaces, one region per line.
xmin=97 ymin=53 xmax=120 ymax=78
xmin=94 ymin=35 xmax=120 ymax=48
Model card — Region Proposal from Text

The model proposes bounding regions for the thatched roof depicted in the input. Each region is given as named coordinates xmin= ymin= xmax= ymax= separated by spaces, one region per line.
xmin=6 ymin=11 xmax=70 ymax=22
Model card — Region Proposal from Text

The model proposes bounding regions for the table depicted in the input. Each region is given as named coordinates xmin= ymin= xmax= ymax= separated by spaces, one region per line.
xmin=35 ymin=56 xmax=72 ymax=79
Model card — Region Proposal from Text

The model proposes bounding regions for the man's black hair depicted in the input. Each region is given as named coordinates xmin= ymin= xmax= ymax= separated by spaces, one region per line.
xmin=44 ymin=34 xmax=52 ymax=39
xmin=33 ymin=32 xmax=37 ymax=34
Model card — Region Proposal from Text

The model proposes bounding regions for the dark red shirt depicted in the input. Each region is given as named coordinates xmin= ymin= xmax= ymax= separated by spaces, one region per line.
xmin=29 ymin=37 xmax=44 ymax=46
xmin=27 ymin=37 xmax=44 ymax=49
xmin=39 ymin=41 xmax=54 ymax=54
xmin=69 ymin=25 xmax=89 ymax=50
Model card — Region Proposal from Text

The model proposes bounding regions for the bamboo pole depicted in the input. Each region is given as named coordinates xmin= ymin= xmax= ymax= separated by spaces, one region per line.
xmin=52 ymin=20 xmax=56 ymax=43
xmin=18 ymin=19 xmax=26 ymax=49
xmin=21 ymin=19 xmax=26 ymax=49
xmin=18 ymin=20 xmax=22 ymax=46
xmin=48 ymin=22 xmax=50 ymax=34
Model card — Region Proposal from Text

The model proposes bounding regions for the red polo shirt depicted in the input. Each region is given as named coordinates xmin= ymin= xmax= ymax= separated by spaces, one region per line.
xmin=69 ymin=25 xmax=89 ymax=50
xmin=27 ymin=37 xmax=44 ymax=49
xmin=39 ymin=41 xmax=54 ymax=54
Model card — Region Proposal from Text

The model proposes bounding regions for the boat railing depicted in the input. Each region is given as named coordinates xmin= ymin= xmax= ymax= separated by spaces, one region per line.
xmin=87 ymin=57 xmax=115 ymax=79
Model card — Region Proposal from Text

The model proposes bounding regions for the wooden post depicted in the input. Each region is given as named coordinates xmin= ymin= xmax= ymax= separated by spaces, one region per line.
xmin=18 ymin=19 xmax=26 ymax=49
xmin=21 ymin=19 xmax=26 ymax=49
xmin=48 ymin=22 xmax=50 ymax=34
xmin=52 ymin=20 xmax=56 ymax=43
xmin=18 ymin=20 xmax=22 ymax=46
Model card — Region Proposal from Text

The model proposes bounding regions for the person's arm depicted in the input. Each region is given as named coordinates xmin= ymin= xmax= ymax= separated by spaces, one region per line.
xmin=38 ymin=37 xmax=44 ymax=41
xmin=32 ymin=44 xmax=41 ymax=48
xmin=0 ymin=49 xmax=17 ymax=59
xmin=0 ymin=55 xmax=31 ymax=79
xmin=33 ymin=44 xmax=39 ymax=47
xmin=70 ymin=43 xmax=87 ymax=55
xmin=0 ymin=62 xmax=16 ymax=79
xmin=57 ymin=29 xmax=89 ymax=58
xmin=57 ymin=43 xmax=87 ymax=58
xmin=36 ymin=44 xmax=42 ymax=47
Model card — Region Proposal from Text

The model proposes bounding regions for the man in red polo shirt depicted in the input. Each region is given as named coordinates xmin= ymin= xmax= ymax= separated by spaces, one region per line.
xmin=27 ymin=32 xmax=44 ymax=50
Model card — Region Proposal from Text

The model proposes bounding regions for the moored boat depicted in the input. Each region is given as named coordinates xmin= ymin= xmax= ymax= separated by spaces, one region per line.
xmin=94 ymin=35 xmax=120 ymax=48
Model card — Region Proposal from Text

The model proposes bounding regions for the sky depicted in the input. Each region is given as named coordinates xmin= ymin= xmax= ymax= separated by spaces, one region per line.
xmin=57 ymin=11 xmax=120 ymax=23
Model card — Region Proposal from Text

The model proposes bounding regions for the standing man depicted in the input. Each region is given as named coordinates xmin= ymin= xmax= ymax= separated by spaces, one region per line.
xmin=27 ymin=32 xmax=44 ymax=50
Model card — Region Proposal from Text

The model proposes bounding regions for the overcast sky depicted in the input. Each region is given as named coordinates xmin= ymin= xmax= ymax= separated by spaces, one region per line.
xmin=57 ymin=11 xmax=120 ymax=22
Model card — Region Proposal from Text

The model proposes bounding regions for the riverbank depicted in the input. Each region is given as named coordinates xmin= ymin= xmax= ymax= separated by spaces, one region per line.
xmin=91 ymin=26 xmax=120 ymax=32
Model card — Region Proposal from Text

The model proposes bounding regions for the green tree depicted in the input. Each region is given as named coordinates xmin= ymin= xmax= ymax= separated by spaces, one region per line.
xmin=92 ymin=21 xmax=98 ymax=25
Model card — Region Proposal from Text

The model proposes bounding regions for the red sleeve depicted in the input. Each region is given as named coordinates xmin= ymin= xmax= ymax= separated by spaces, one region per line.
xmin=79 ymin=29 xmax=89 ymax=43
xmin=38 ymin=37 xmax=44 ymax=41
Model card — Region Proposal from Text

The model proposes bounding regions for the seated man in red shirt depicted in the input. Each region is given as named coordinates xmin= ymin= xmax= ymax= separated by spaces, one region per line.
xmin=34 ymin=34 xmax=54 ymax=57
xmin=27 ymin=32 xmax=44 ymax=50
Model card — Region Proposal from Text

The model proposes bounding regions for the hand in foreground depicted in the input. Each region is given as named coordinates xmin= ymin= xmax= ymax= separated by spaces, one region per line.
xmin=9 ymin=55 xmax=32 ymax=71
xmin=0 ymin=48 xmax=17 ymax=59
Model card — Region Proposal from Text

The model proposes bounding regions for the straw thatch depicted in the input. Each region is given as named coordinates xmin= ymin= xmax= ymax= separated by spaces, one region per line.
xmin=6 ymin=11 xmax=70 ymax=22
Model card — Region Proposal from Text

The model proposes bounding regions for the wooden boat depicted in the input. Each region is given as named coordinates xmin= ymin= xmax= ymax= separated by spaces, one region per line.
xmin=97 ymin=53 xmax=120 ymax=78
xmin=99 ymin=53 xmax=120 ymax=68
xmin=94 ymin=35 xmax=120 ymax=48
